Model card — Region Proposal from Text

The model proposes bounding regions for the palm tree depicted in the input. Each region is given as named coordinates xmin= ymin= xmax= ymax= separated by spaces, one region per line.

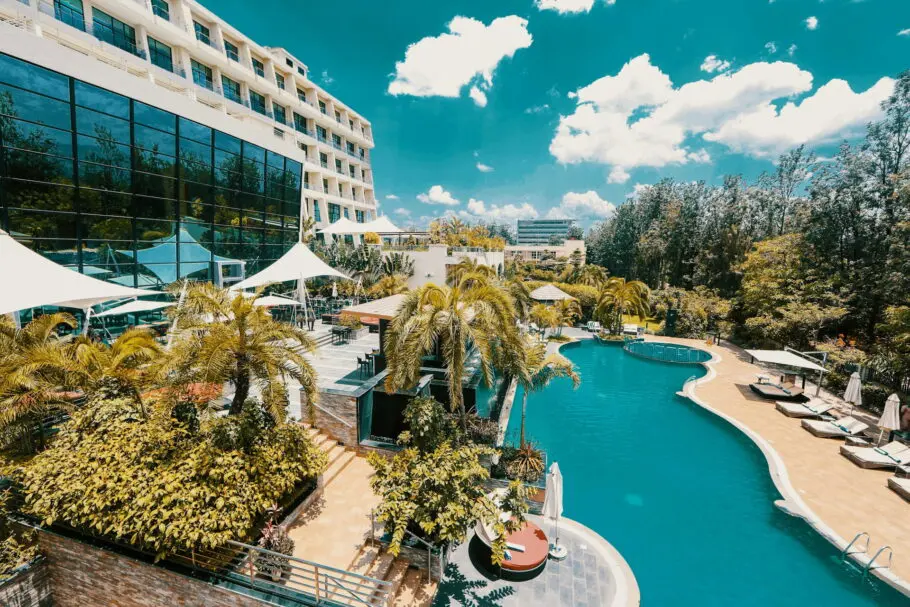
xmin=595 ymin=277 xmax=651 ymax=333
xmin=575 ymin=264 xmax=608 ymax=288
xmin=162 ymin=283 xmax=318 ymax=419
xmin=381 ymin=253 xmax=415 ymax=278
xmin=0 ymin=313 xmax=77 ymax=452
xmin=447 ymin=257 xmax=497 ymax=286
xmin=370 ymin=274 xmax=409 ymax=298
xmin=501 ymin=336 xmax=579 ymax=448
xmin=384 ymin=281 xmax=520 ymax=430
xmin=528 ymin=304 xmax=559 ymax=338
xmin=503 ymin=278 xmax=533 ymax=322
xmin=553 ymin=299 xmax=582 ymax=336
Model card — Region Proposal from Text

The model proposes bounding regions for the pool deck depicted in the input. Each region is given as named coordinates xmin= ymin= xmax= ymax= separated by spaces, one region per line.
xmin=650 ymin=335 xmax=910 ymax=596
xmin=438 ymin=515 xmax=639 ymax=607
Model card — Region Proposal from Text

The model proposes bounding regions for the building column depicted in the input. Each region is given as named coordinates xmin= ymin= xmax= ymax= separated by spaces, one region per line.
xmin=210 ymin=22 xmax=225 ymax=52
xmin=171 ymin=0 xmax=194 ymax=35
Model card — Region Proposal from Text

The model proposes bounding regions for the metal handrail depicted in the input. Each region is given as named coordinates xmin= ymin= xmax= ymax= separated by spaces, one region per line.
xmin=864 ymin=545 xmax=893 ymax=576
xmin=842 ymin=532 xmax=870 ymax=560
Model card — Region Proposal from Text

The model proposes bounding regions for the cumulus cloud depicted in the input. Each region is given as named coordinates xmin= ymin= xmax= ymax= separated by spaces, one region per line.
xmin=546 ymin=191 xmax=616 ymax=221
xmin=608 ymin=166 xmax=631 ymax=184
xmin=385 ymin=194 xmax=399 ymax=200
xmin=700 ymin=55 xmax=731 ymax=74
xmin=417 ymin=185 xmax=459 ymax=206
xmin=476 ymin=162 xmax=495 ymax=172
xmin=535 ymin=0 xmax=595 ymax=13
xmin=765 ymin=41 xmax=778 ymax=54
xmin=805 ymin=16 xmax=818 ymax=30
xmin=388 ymin=16 xmax=532 ymax=105
xmin=459 ymin=198 xmax=539 ymax=222
xmin=899 ymin=29 xmax=910 ymax=37
xmin=788 ymin=44 xmax=798 ymax=57
xmin=549 ymin=54 xmax=894 ymax=173
xmin=469 ymin=86 xmax=488 ymax=107
xmin=394 ymin=207 xmax=411 ymax=216
xmin=525 ymin=104 xmax=551 ymax=114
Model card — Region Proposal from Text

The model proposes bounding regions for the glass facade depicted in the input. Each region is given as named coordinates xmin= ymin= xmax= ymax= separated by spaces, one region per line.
xmin=221 ymin=76 xmax=241 ymax=104
xmin=224 ymin=40 xmax=239 ymax=63
xmin=0 ymin=52 xmax=302 ymax=291
xmin=92 ymin=9 xmax=142 ymax=58
xmin=147 ymin=37 xmax=174 ymax=73
xmin=252 ymin=58 xmax=265 ymax=78
xmin=516 ymin=219 xmax=576 ymax=245
xmin=190 ymin=60 xmax=213 ymax=90
xmin=151 ymin=0 xmax=169 ymax=21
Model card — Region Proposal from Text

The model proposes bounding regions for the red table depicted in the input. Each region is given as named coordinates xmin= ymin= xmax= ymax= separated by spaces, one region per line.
xmin=500 ymin=521 xmax=549 ymax=573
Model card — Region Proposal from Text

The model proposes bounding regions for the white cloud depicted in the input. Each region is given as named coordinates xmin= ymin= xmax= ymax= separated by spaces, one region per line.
xmin=321 ymin=70 xmax=334 ymax=85
xmin=547 ymin=191 xmax=616 ymax=221
xmin=459 ymin=198 xmax=539 ymax=222
xmin=385 ymin=194 xmax=399 ymax=200
xmin=525 ymin=104 xmax=551 ymax=114
xmin=535 ymin=0 xmax=595 ymax=14
xmin=417 ymin=185 xmax=459 ymax=206
xmin=608 ymin=166 xmax=631 ymax=184
xmin=899 ymin=29 xmax=910 ymax=37
xmin=388 ymin=16 xmax=532 ymax=104
xmin=549 ymin=53 xmax=894 ymax=172
xmin=700 ymin=55 xmax=731 ymax=74
xmin=394 ymin=207 xmax=411 ymax=216
xmin=788 ymin=44 xmax=798 ymax=57
xmin=476 ymin=162 xmax=495 ymax=172
xmin=765 ymin=41 xmax=778 ymax=54
xmin=805 ymin=16 xmax=818 ymax=30
xmin=469 ymin=86 xmax=488 ymax=107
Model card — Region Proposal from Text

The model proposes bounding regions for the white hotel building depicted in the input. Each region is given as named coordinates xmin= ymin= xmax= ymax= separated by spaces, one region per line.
xmin=0 ymin=0 xmax=377 ymax=287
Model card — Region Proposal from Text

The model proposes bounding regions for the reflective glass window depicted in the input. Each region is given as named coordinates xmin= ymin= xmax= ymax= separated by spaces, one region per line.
xmin=80 ymin=189 xmax=132 ymax=216
xmin=74 ymin=81 xmax=129 ymax=119
xmin=75 ymin=106 xmax=129 ymax=143
xmin=179 ymin=117 xmax=211 ymax=145
xmin=2 ymin=180 xmax=75 ymax=211
xmin=134 ymin=102 xmax=176 ymax=133
xmin=77 ymin=134 xmax=131 ymax=168
xmin=0 ymin=53 xmax=70 ymax=101
xmin=214 ymin=131 xmax=241 ymax=155
xmin=0 ymin=84 xmax=71 ymax=131
xmin=134 ymin=124 xmax=176 ymax=156
xmin=79 ymin=162 xmax=131 ymax=193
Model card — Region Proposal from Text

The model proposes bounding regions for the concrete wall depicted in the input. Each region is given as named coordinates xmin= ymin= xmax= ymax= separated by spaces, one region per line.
xmin=0 ymin=558 xmax=52 ymax=607
xmin=504 ymin=239 xmax=586 ymax=264
xmin=393 ymin=245 xmax=505 ymax=289
xmin=38 ymin=531 xmax=263 ymax=607
xmin=306 ymin=391 xmax=359 ymax=447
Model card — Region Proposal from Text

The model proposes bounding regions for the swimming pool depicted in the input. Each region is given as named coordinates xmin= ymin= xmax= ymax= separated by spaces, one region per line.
xmin=505 ymin=341 xmax=910 ymax=606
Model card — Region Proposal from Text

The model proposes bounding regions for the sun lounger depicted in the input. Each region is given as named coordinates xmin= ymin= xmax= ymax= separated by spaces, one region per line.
xmin=801 ymin=416 xmax=869 ymax=439
xmin=775 ymin=399 xmax=836 ymax=418
xmin=750 ymin=382 xmax=805 ymax=401
xmin=840 ymin=441 xmax=910 ymax=469
xmin=888 ymin=477 xmax=910 ymax=502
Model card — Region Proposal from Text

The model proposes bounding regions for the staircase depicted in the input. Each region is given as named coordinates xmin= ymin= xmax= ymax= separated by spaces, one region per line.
xmin=301 ymin=425 xmax=438 ymax=606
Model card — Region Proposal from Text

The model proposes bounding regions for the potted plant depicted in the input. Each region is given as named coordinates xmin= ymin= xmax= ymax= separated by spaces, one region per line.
xmin=338 ymin=312 xmax=364 ymax=339
xmin=256 ymin=507 xmax=295 ymax=582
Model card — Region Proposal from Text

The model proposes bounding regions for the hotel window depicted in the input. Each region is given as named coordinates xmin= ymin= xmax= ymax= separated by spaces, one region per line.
xmin=355 ymin=210 xmax=364 ymax=223
xmin=318 ymin=100 xmax=326 ymax=114
xmin=335 ymin=159 xmax=342 ymax=174
xmin=359 ymin=148 xmax=365 ymax=160
xmin=349 ymin=165 xmax=356 ymax=179
xmin=343 ymin=207 xmax=350 ymax=219
xmin=349 ymin=119 xmax=354 ymax=130
xmin=319 ymin=153 xmax=328 ymax=168
xmin=224 ymin=40 xmax=239 ymax=62
xmin=275 ymin=73 xmax=285 ymax=90
xmin=54 ymin=0 xmax=85 ymax=31
xmin=346 ymin=141 xmax=355 ymax=155
xmin=316 ymin=126 xmax=327 ymax=142
xmin=147 ymin=37 xmax=174 ymax=73
xmin=285 ymin=58 xmax=293 ymax=68
xmin=151 ymin=0 xmax=169 ymax=20
xmin=92 ymin=9 xmax=140 ymax=57
xmin=312 ymin=200 xmax=321 ymax=222
xmin=272 ymin=102 xmax=287 ymax=125
xmin=193 ymin=21 xmax=211 ymax=46
xmin=322 ymin=178 xmax=328 ymax=193
xmin=252 ymin=57 xmax=265 ymax=77
xmin=328 ymin=203 xmax=340 ymax=222
xmin=293 ymin=112 xmax=307 ymax=134
xmin=221 ymin=75 xmax=241 ymax=103
xmin=249 ymin=90 xmax=267 ymax=115
xmin=332 ymin=134 xmax=342 ymax=148
xmin=334 ymin=110 xmax=341 ymax=123
xmin=190 ymin=60 xmax=213 ymax=90
xmin=297 ymin=66 xmax=306 ymax=78
xmin=296 ymin=88 xmax=307 ymax=103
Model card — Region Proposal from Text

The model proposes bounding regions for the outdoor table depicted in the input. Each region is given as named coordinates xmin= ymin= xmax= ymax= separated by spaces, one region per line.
xmin=331 ymin=326 xmax=351 ymax=345
xmin=500 ymin=520 xmax=549 ymax=575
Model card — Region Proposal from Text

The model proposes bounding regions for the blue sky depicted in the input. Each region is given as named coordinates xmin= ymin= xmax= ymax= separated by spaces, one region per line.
xmin=205 ymin=0 xmax=910 ymax=229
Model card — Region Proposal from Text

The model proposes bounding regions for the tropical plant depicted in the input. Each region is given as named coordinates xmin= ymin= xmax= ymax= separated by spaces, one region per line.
xmin=369 ymin=275 xmax=409 ymax=298
xmin=257 ymin=508 xmax=295 ymax=581
xmin=503 ymin=278 xmax=533 ymax=322
xmin=161 ymin=284 xmax=318 ymax=419
xmin=505 ymin=443 xmax=546 ymax=484
xmin=447 ymin=257 xmax=497 ymax=286
xmin=381 ymin=252 xmax=415 ymax=278
xmin=300 ymin=216 xmax=317 ymax=244
xmin=573 ymin=264 xmax=608 ymax=288
xmin=17 ymin=397 xmax=327 ymax=559
xmin=553 ymin=299 xmax=582 ymax=336
xmin=368 ymin=441 xmax=502 ymax=554
xmin=337 ymin=312 xmax=363 ymax=331
xmin=528 ymin=304 xmax=559 ymax=336
xmin=384 ymin=282 xmax=520 ymax=430
xmin=595 ymin=277 xmax=651 ymax=333
xmin=0 ymin=313 xmax=77 ymax=453
xmin=363 ymin=231 xmax=381 ymax=245
xmin=398 ymin=395 xmax=452 ymax=452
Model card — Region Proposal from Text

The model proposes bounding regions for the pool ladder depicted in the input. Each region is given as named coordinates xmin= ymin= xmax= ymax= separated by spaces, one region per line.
xmin=841 ymin=533 xmax=894 ymax=578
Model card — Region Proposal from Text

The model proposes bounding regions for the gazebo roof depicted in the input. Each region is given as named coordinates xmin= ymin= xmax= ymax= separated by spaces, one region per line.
xmin=530 ymin=284 xmax=574 ymax=302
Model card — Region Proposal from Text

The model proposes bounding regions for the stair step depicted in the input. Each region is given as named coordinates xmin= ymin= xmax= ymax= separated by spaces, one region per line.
xmin=365 ymin=548 xmax=395 ymax=582
xmin=315 ymin=433 xmax=335 ymax=450
xmin=391 ymin=568 xmax=435 ymax=607
xmin=324 ymin=443 xmax=346 ymax=465
xmin=382 ymin=559 xmax=410 ymax=603
xmin=323 ymin=450 xmax=356 ymax=486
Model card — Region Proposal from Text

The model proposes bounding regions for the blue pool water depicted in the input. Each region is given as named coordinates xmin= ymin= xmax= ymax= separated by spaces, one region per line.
xmin=506 ymin=342 xmax=909 ymax=606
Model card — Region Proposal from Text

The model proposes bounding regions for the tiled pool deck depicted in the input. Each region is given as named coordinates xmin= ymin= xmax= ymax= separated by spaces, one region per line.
xmin=435 ymin=515 xmax=639 ymax=607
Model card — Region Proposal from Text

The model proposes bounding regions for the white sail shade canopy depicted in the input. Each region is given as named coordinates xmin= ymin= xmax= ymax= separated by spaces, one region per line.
xmin=95 ymin=300 xmax=173 ymax=318
xmin=317 ymin=217 xmax=364 ymax=235
xmin=230 ymin=242 xmax=349 ymax=291
xmin=361 ymin=216 xmax=402 ymax=233
xmin=253 ymin=294 xmax=301 ymax=307
xmin=0 ymin=230 xmax=159 ymax=315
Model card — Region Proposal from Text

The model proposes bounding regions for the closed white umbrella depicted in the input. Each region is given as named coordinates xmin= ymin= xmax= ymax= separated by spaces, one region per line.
xmin=331 ymin=282 xmax=338 ymax=298
xmin=844 ymin=372 xmax=862 ymax=413
xmin=877 ymin=394 xmax=902 ymax=443
xmin=542 ymin=462 xmax=566 ymax=560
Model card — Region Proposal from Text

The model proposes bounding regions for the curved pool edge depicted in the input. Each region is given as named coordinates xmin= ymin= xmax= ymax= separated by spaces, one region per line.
xmin=558 ymin=516 xmax=641 ymax=607
xmin=678 ymin=345 xmax=910 ymax=599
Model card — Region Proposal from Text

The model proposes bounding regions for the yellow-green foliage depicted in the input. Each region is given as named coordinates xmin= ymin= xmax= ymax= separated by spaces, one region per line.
xmin=16 ymin=399 xmax=327 ymax=558
xmin=524 ymin=281 xmax=600 ymax=320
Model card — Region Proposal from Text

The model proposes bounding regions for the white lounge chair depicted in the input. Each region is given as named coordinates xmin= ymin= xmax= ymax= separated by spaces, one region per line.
xmin=622 ymin=323 xmax=638 ymax=336
xmin=775 ymin=399 xmax=836 ymax=418
xmin=840 ymin=441 xmax=910 ymax=469
xmin=801 ymin=416 xmax=869 ymax=439
xmin=586 ymin=321 xmax=602 ymax=333
xmin=888 ymin=477 xmax=910 ymax=502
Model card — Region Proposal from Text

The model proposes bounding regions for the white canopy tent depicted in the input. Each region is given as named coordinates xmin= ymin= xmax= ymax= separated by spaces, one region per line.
xmin=94 ymin=300 xmax=173 ymax=318
xmin=318 ymin=217 xmax=365 ymax=236
xmin=361 ymin=216 xmax=402 ymax=234
xmin=0 ymin=230 xmax=158 ymax=316
xmin=253 ymin=294 xmax=301 ymax=308
xmin=746 ymin=348 xmax=828 ymax=396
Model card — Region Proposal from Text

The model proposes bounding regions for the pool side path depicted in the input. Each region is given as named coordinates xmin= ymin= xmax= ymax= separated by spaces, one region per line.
xmin=655 ymin=335 xmax=910 ymax=597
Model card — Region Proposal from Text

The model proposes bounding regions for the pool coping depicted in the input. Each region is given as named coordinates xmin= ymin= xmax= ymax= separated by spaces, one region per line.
xmin=674 ymin=342 xmax=910 ymax=598
xmin=558 ymin=516 xmax=641 ymax=607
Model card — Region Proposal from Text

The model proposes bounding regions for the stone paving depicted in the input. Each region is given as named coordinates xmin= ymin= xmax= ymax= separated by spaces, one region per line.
xmin=435 ymin=515 xmax=615 ymax=607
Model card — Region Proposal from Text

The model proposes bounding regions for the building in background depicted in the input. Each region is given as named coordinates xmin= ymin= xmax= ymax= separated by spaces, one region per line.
xmin=0 ymin=0 xmax=376 ymax=291
xmin=516 ymin=219 xmax=576 ymax=245
xmin=505 ymin=240 xmax=586 ymax=265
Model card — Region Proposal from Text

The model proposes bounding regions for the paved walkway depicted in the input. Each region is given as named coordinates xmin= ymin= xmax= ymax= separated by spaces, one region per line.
xmin=286 ymin=455 xmax=379 ymax=570
xmin=664 ymin=337 xmax=910 ymax=588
